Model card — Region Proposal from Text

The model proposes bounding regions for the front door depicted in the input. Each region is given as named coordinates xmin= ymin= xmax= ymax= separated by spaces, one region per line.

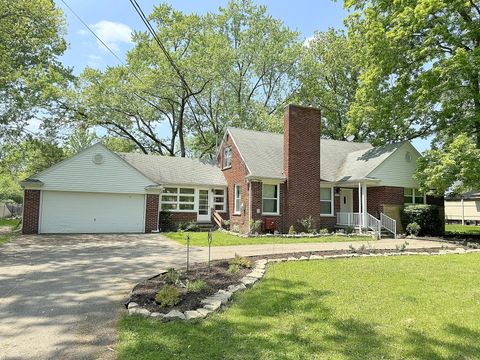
xmin=197 ymin=189 xmax=211 ymax=222
xmin=339 ymin=188 xmax=353 ymax=213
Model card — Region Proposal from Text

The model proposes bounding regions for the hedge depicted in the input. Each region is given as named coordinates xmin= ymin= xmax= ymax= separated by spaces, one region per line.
xmin=401 ymin=204 xmax=444 ymax=236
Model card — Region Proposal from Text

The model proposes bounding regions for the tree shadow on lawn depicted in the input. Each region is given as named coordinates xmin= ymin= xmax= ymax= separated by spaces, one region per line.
xmin=404 ymin=323 xmax=480 ymax=359
xmin=119 ymin=277 xmax=392 ymax=360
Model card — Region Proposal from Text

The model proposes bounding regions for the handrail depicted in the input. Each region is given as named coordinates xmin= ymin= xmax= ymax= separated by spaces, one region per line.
xmin=380 ymin=213 xmax=396 ymax=239
xmin=211 ymin=208 xmax=224 ymax=228
xmin=336 ymin=212 xmax=361 ymax=227
xmin=367 ymin=213 xmax=381 ymax=239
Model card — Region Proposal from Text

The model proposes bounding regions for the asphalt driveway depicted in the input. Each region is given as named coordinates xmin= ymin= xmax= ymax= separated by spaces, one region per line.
xmin=0 ymin=234 xmax=203 ymax=360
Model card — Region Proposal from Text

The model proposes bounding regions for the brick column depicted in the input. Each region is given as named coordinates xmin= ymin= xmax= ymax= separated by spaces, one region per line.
xmin=23 ymin=190 xmax=41 ymax=234
xmin=145 ymin=194 xmax=159 ymax=233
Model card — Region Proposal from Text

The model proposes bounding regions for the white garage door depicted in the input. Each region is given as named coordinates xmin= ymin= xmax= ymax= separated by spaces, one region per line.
xmin=40 ymin=191 xmax=146 ymax=234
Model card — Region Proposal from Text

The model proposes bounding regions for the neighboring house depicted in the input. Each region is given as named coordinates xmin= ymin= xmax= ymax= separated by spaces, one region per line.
xmin=445 ymin=191 xmax=480 ymax=225
xmin=21 ymin=104 xmax=442 ymax=235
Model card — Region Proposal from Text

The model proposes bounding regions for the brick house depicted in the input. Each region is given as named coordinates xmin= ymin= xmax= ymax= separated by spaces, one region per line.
xmin=21 ymin=104 xmax=441 ymax=235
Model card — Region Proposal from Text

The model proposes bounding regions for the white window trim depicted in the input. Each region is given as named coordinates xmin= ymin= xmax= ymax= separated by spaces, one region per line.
xmin=234 ymin=184 xmax=241 ymax=215
xmin=262 ymin=183 xmax=280 ymax=215
xmin=161 ymin=187 xmax=196 ymax=212
xmin=404 ymin=188 xmax=426 ymax=205
xmin=213 ymin=188 xmax=227 ymax=213
xmin=223 ymin=146 xmax=232 ymax=169
xmin=320 ymin=184 xmax=335 ymax=217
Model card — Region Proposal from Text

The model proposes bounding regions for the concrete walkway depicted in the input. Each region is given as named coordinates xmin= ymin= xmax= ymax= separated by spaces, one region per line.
xmin=0 ymin=234 xmax=453 ymax=359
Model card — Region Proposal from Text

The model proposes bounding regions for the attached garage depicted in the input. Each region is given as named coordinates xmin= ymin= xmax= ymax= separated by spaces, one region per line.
xmin=39 ymin=191 xmax=146 ymax=234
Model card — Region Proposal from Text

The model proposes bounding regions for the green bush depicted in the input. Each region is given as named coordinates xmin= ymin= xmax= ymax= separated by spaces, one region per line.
xmin=186 ymin=279 xmax=209 ymax=293
xmin=227 ymin=263 xmax=241 ymax=273
xmin=299 ymin=215 xmax=315 ymax=233
xmin=345 ymin=226 xmax=355 ymax=235
xmin=288 ymin=225 xmax=296 ymax=235
xmin=159 ymin=210 xmax=176 ymax=232
xmin=178 ymin=221 xmax=199 ymax=232
xmin=249 ymin=219 xmax=263 ymax=233
xmin=401 ymin=205 xmax=443 ymax=236
xmin=406 ymin=222 xmax=421 ymax=236
xmin=166 ymin=268 xmax=181 ymax=285
xmin=229 ymin=254 xmax=252 ymax=269
xmin=155 ymin=285 xmax=180 ymax=307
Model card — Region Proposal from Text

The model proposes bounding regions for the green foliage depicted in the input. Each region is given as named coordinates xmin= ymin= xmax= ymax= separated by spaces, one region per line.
xmin=288 ymin=225 xmax=296 ymax=235
xmin=406 ymin=222 xmax=421 ymax=237
xmin=159 ymin=211 xmax=176 ymax=232
xmin=248 ymin=219 xmax=263 ymax=233
xmin=155 ymin=285 xmax=180 ymax=308
xmin=186 ymin=279 xmax=209 ymax=293
xmin=299 ymin=216 xmax=315 ymax=233
xmin=165 ymin=268 xmax=181 ymax=285
xmin=345 ymin=226 xmax=355 ymax=235
xmin=229 ymin=254 xmax=251 ymax=269
xmin=401 ymin=205 xmax=443 ymax=236
xmin=65 ymin=128 xmax=97 ymax=155
xmin=395 ymin=241 xmax=409 ymax=252
xmin=227 ymin=264 xmax=241 ymax=273
xmin=319 ymin=227 xmax=329 ymax=235
xmin=345 ymin=0 xmax=480 ymax=192
xmin=177 ymin=221 xmax=199 ymax=232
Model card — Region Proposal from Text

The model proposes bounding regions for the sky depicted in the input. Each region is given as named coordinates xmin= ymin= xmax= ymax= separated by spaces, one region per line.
xmin=54 ymin=0 xmax=431 ymax=152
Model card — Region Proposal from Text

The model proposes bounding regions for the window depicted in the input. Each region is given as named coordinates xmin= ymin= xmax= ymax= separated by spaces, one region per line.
xmin=223 ymin=146 xmax=232 ymax=168
xmin=234 ymin=185 xmax=241 ymax=214
xmin=404 ymin=188 xmax=425 ymax=205
xmin=213 ymin=189 xmax=226 ymax=212
xmin=161 ymin=187 xmax=195 ymax=211
xmin=262 ymin=184 xmax=280 ymax=215
xmin=320 ymin=186 xmax=334 ymax=216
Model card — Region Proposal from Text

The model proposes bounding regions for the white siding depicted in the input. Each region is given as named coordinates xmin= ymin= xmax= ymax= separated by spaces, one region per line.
xmin=445 ymin=200 xmax=480 ymax=221
xmin=36 ymin=144 xmax=156 ymax=194
xmin=368 ymin=143 xmax=420 ymax=188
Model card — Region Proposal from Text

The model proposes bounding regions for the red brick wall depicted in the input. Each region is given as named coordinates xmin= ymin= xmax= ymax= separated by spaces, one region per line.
xmin=250 ymin=181 xmax=287 ymax=233
xmin=23 ymin=189 xmax=40 ymax=234
xmin=283 ymin=105 xmax=322 ymax=230
xmin=219 ymin=132 xmax=251 ymax=233
xmin=145 ymin=194 xmax=159 ymax=233
xmin=170 ymin=212 xmax=197 ymax=223
xmin=350 ymin=186 xmax=404 ymax=217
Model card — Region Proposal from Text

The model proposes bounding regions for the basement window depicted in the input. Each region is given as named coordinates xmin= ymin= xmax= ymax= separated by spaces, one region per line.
xmin=161 ymin=187 xmax=195 ymax=211
xmin=262 ymin=184 xmax=280 ymax=215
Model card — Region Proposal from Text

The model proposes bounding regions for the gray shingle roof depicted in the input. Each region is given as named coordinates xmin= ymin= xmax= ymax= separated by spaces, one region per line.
xmin=117 ymin=153 xmax=227 ymax=187
xmin=227 ymin=127 xmax=404 ymax=182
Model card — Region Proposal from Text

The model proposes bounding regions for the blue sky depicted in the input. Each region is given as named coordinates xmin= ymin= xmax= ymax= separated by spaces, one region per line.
xmin=55 ymin=0 xmax=431 ymax=152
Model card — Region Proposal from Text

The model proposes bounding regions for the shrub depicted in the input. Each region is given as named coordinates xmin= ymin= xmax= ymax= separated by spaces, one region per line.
xmin=249 ymin=219 xmax=263 ymax=233
xmin=232 ymin=224 xmax=241 ymax=233
xmin=228 ymin=264 xmax=241 ymax=273
xmin=288 ymin=225 xmax=296 ymax=235
xmin=186 ymin=279 xmax=209 ymax=293
xmin=159 ymin=210 xmax=176 ymax=232
xmin=299 ymin=216 xmax=315 ymax=233
xmin=345 ymin=226 xmax=355 ymax=235
xmin=155 ymin=285 xmax=180 ymax=307
xmin=229 ymin=254 xmax=251 ymax=269
xmin=319 ymin=227 xmax=329 ymax=235
xmin=401 ymin=205 xmax=443 ymax=236
xmin=406 ymin=222 xmax=421 ymax=237
xmin=178 ymin=221 xmax=199 ymax=232
xmin=166 ymin=268 xmax=181 ymax=285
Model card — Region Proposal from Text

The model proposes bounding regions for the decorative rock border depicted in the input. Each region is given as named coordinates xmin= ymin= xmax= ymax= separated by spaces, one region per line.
xmin=127 ymin=248 xmax=480 ymax=321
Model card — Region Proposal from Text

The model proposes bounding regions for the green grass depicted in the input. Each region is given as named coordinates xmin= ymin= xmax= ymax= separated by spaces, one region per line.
xmin=0 ymin=218 xmax=20 ymax=245
xmin=445 ymin=224 xmax=480 ymax=235
xmin=118 ymin=254 xmax=480 ymax=360
xmin=164 ymin=231 xmax=372 ymax=247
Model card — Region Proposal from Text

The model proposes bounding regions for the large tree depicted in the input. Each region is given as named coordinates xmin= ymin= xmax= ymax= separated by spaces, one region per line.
xmin=0 ymin=0 xmax=73 ymax=140
xmin=344 ymin=0 xmax=480 ymax=193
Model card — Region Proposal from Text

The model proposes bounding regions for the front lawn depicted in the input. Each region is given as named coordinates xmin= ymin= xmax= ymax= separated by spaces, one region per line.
xmin=164 ymin=231 xmax=372 ymax=247
xmin=119 ymin=253 xmax=480 ymax=360
xmin=0 ymin=218 xmax=20 ymax=228
xmin=445 ymin=224 xmax=480 ymax=235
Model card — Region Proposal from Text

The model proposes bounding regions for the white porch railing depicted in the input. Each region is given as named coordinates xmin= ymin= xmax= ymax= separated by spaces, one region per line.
xmin=367 ymin=213 xmax=381 ymax=236
xmin=381 ymin=213 xmax=397 ymax=239
xmin=336 ymin=212 xmax=361 ymax=227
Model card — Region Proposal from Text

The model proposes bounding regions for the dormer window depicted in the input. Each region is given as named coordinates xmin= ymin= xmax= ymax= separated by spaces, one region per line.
xmin=223 ymin=146 xmax=232 ymax=169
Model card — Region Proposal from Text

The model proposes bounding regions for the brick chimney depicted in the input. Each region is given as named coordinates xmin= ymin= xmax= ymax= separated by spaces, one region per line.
xmin=283 ymin=104 xmax=321 ymax=230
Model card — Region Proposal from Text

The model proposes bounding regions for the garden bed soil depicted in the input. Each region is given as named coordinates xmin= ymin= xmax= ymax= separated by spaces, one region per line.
xmin=128 ymin=260 xmax=250 ymax=313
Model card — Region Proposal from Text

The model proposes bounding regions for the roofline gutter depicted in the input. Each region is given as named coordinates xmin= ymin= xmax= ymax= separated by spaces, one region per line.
xmin=245 ymin=175 xmax=286 ymax=182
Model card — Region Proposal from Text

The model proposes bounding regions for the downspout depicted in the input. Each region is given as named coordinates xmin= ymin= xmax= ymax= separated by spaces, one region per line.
xmin=248 ymin=180 xmax=252 ymax=235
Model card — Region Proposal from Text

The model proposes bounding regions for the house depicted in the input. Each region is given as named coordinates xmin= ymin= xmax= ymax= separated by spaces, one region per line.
xmin=21 ymin=104 xmax=442 ymax=235
xmin=445 ymin=191 xmax=480 ymax=225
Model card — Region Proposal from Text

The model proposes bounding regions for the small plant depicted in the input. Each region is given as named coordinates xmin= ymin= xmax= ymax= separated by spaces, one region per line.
xmin=155 ymin=285 xmax=180 ymax=307
xmin=222 ymin=219 xmax=230 ymax=230
xmin=345 ymin=226 xmax=355 ymax=235
xmin=349 ymin=244 xmax=366 ymax=253
xmin=319 ymin=227 xmax=329 ymax=235
xmin=186 ymin=279 xmax=209 ymax=293
xmin=299 ymin=215 xmax=315 ymax=233
xmin=228 ymin=263 xmax=241 ymax=273
xmin=232 ymin=224 xmax=241 ymax=233
xmin=249 ymin=219 xmax=263 ymax=234
xmin=288 ymin=225 xmax=296 ymax=235
xmin=349 ymin=244 xmax=357 ymax=253
xmin=396 ymin=240 xmax=409 ymax=252
xmin=166 ymin=267 xmax=181 ymax=285
xmin=229 ymin=254 xmax=252 ymax=269
xmin=178 ymin=221 xmax=199 ymax=232
xmin=406 ymin=222 xmax=421 ymax=237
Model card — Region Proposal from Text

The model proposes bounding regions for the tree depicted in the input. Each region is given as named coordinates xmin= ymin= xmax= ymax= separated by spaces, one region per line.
xmin=0 ymin=0 xmax=73 ymax=140
xmin=344 ymin=0 xmax=480 ymax=192
xmin=297 ymin=29 xmax=361 ymax=140
xmin=65 ymin=128 xmax=98 ymax=155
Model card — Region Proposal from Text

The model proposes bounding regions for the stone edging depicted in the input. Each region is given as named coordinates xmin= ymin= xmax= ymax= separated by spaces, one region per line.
xmin=127 ymin=247 xmax=480 ymax=321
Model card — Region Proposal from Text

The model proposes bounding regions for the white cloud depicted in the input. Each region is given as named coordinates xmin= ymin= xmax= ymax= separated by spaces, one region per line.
xmin=87 ymin=54 xmax=104 ymax=68
xmin=78 ymin=20 xmax=132 ymax=52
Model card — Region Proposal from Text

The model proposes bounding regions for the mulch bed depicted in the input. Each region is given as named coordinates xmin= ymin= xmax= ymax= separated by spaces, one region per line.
xmin=128 ymin=260 xmax=250 ymax=313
